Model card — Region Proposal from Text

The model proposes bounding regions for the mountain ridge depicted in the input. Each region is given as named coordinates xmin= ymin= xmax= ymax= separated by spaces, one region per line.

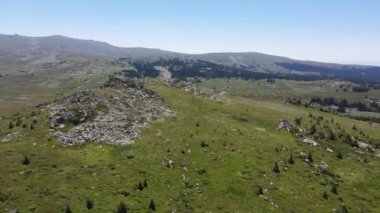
xmin=1 ymin=33 xmax=380 ymax=83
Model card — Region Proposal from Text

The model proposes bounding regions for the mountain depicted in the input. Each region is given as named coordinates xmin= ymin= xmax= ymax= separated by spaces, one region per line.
xmin=0 ymin=34 xmax=176 ymax=58
xmin=1 ymin=33 xmax=380 ymax=83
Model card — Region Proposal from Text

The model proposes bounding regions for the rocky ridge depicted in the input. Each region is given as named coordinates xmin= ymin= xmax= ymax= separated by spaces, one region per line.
xmin=43 ymin=77 xmax=172 ymax=146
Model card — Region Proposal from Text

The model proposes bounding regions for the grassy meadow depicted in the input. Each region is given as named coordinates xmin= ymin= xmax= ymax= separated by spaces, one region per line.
xmin=1 ymin=81 xmax=380 ymax=212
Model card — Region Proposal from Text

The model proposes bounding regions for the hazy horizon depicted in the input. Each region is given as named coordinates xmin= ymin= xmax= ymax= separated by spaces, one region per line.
xmin=1 ymin=0 xmax=379 ymax=66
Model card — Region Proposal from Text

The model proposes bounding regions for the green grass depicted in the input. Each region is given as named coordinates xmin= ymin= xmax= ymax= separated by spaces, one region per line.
xmin=0 ymin=83 xmax=379 ymax=212
xmin=200 ymin=78 xmax=380 ymax=102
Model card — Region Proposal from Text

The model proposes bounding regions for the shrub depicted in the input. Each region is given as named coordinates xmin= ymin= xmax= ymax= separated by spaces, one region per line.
xmin=288 ymin=154 xmax=295 ymax=165
xmin=256 ymin=185 xmax=263 ymax=195
xmin=307 ymin=151 xmax=313 ymax=163
xmin=148 ymin=199 xmax=156 ymax=211
xmin=341 ymin=205 xmax=348 ymax=213
xmin=336 ymin=152 xmax=343 ymax=159
xmin=309 ymin=125 xmax=316 ymax=135
xmin=117 ymin=202 xmax=128 ymax=213
xmin=138 ymin=182 xmax=144 ymax=191
xmin=22 ymin=155 xmax=30 ymax=165
xmin=86 ymin=200 xmax=94 ymax=209
xmin=273 ymin=162 xmax=280 ymax=173
xmin=294 ymin=117 xmax=302 ymax=125
xmin=65 ymin=205 xmax=72 ymax=213
xmin=322 ymin=191 xmax=328 ymax=200
xmin=200 ymin=141 xmax=209 ymax=148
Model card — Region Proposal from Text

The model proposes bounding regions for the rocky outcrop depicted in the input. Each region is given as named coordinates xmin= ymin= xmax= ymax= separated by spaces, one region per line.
xmin=44 ymin=77 xmax=172 ymax=146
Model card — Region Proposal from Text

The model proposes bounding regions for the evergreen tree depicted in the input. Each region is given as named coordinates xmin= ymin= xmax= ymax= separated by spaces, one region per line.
xmin=309 ymin=125 xmax=316 ymax=135
xmin=322 ymin=191 xmax=328 ymax=200
xmin=307 ymin=151 xmax=313 ymax=163
xmin=273 ymin=162 xmax=280 ymax=173
xmin=9 ymin=122 xmax=14 ymax=129
xmin=294 ymin=117 xmax=302 ymax=125
xmin=255 ymin=185 xmax=263 ymax=195
xmin=138 ymin=182 xmax=144 ymax=191
xmin=86 ymin=200 xmax=94 ymax=210
xmin=148 ymin=199 xmax=156 ymax=211
xmin=117 ymin=202 xmax=128 ymax=213
xmin=331 ymin=184 xmax=338 ymax=195
xmin=22 ymin=155 xmax=30 ymax=165
xmin=15 ymin=117 xmax=22 ymax=126
xmin=288 ymin=153 xmax=295 ymax=165
xmin=143 ymin=180 xmax=148 ymax=188
xmin=65 ymin=205 xmax=72 ymax=213
xmin=341 ymin=204 xmax=348 ymax=213
xmin=336 ymin=152 xmax=343 ymax=160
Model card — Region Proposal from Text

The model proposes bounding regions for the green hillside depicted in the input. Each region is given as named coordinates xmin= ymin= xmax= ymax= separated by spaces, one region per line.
xmin=1 ymin=80 xmax=379 ymax=212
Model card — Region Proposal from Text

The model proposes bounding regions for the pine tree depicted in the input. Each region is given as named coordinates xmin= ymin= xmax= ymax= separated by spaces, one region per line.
xmin=273 ymin=162 xmax=280 ymax=173
xmin=288 ymin=153 xmax=295 ymax=164
xmin=148 ymin=199 xmax=156 ymax=211
xmin=65 ymin=205 xmax=72 ymax=213
xmin=337 ymin=152 xmax=343 ymax=159
xmin=117 ymin=202 xmax=128 ymax=213
xmin=322 ymin=191 xmax=328 ymax=200
xmin=22 ymin=155 xmax=30 ymax=165
xmin=331 ymin=184 xmax=338 ymax=195
xmin=341 ymin=204 xmax=348 ymax=213
xmin=309 ymin=125 xmax=316 ymax=135
xmin=307 ymin=151 xmax=313 ymax=163
xmin=86 ymin=200 xmax=94 ymax=210
xmin=16 ymin=117 xmax=22 ymax=126
xmin=138 ymin=182 xmax=144 ymax=191
xmin=255 ymin=185 xmax=263 ymax=195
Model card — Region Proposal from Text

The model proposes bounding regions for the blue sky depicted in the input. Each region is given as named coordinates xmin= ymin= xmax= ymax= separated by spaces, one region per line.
xmin=1 ymin=0 xmax=379 ymax=65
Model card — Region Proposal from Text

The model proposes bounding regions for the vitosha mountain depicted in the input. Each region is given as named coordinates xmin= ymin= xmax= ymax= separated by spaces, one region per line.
xmin=1 ymin=34 xmax=380 ymax=83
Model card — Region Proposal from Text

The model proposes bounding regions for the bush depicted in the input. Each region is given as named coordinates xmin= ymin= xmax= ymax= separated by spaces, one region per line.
xmin=117 ymin=202 xmax=128 ymax=213
xmin=22 ymin=155 xmax=30 ymax=165
xmin=288 ymin=154 xmax=295 ymax=165
xmin=138 ymin=182 xmax=144 ymax=191
xmin=294 ymin=117 xmax=302 ymax=125
xmin=86 ymin=200 xmax=94 ymax=209
xmin=273 ymin=162 xmax=280 ymax=173
xmin=65 ymin=205 xmax=72 ymax=213
xmin=307 ymin=151 xmax=313 ymax=163
xmin=309 ymin=125 xmax=316 ymax=135
xmin=148 ymin=199 xmax=156 ymax=211
xmin=336 ymin=152 xmax=343 ymax=159
xmin=256 ymin=185 xmax=263 ymax=195
xmin=322 ymin=191 xmax=328 ymax=200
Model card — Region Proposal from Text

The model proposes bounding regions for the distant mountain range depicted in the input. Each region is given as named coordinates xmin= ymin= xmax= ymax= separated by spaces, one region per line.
xmin=1 ymin=34 xmax=380 ymax=83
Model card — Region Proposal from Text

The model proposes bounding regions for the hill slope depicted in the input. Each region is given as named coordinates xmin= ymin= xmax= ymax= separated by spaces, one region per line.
xmin=1 ymin=34 xmax=380 ymax=83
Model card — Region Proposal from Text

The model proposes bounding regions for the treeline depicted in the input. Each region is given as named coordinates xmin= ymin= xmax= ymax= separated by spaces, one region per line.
xmin=122 ymin=58 xmax=331 ymax=81
xmin=277 ymin=62 xmax=380 ymax=84
xmin=310 ymin=97 xmax=380 ymax=113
